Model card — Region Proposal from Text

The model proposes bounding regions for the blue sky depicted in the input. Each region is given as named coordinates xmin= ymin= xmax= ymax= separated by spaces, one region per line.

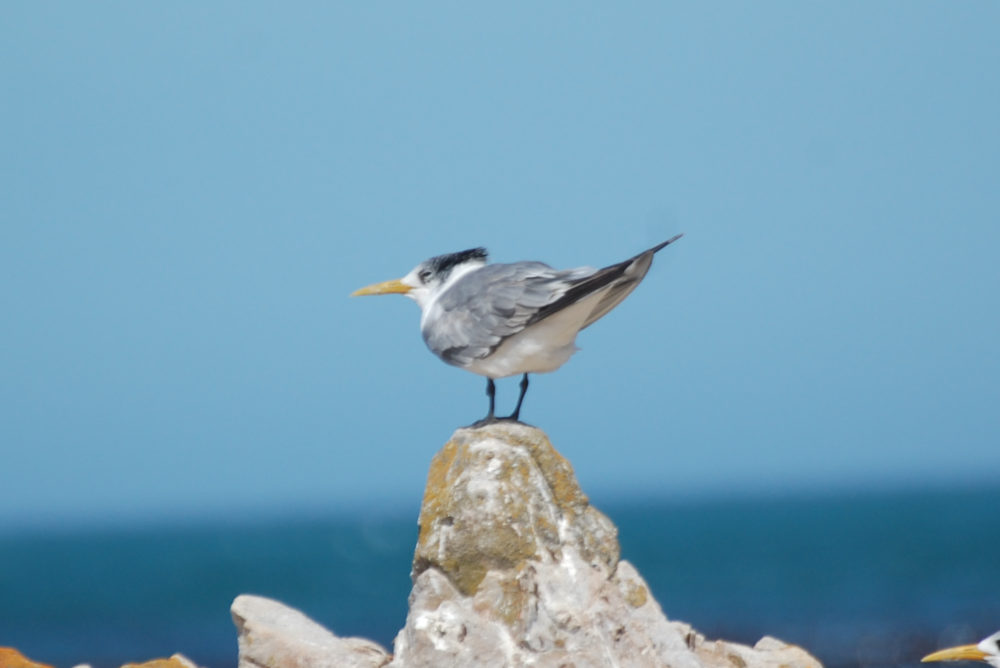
xmin=2 ymin=2 xmax=998 ymax=529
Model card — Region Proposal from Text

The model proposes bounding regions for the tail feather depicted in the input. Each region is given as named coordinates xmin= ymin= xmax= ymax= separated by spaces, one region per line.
xmin=648 ymin=233 xmax=684 ymax=255
xmin=524 ymin=234 xmax=683 ymax=332
xmin=580 ymin=233 xmax=684 ymax=329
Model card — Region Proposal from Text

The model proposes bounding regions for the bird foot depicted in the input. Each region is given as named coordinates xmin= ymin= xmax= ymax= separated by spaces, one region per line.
xmin=466 ymin=415 xmax=532 ymax=429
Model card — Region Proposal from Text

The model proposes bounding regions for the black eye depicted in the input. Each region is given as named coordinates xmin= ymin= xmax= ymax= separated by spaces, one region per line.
xmin=418 ymin=269 xmax=433 ymax=283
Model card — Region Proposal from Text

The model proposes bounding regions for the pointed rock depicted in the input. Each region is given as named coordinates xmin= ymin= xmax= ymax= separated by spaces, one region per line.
xmin=389 ymin=423 xmax=824 ymax=668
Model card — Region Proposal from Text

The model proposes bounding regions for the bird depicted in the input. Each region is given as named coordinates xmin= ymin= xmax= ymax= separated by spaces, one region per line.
xmin=923 ymin=631 xmax=1000 ymax=667
xmin=351 ymin=234 xmax=683 ymax=425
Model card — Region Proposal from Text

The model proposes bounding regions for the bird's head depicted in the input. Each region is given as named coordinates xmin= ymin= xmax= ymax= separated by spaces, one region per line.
xmin=351 ymin=247 xmax=489 ymax=309
xmin=923 ymin=632 xmax=1000 ymax=668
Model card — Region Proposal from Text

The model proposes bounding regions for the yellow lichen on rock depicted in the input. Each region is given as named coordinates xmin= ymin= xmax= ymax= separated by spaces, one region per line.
xmin=412 ymin=423 xmax=619 ymax=599
xmin=415 ymin=438 xmax=459 ymax=553
xmin=621 ymin=578 xmax=649 ymax=608
xmin=415 ymin=426 xmax=543 ymax=595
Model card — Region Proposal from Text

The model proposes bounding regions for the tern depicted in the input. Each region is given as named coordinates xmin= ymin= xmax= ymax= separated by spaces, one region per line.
xmin=923 ymin=632 xmax=1000 ymax=667
xmin=351 ymin=234 xmax=682 ymax=424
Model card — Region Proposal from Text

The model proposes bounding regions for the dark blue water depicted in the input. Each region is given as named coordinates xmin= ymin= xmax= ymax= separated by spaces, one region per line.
xmin=2 ymin=487 xmax=997 ymax=668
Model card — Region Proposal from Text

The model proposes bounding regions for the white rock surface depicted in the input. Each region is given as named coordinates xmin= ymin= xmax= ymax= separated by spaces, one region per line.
xmin=231 ymin=594 xmax=390 ymax=668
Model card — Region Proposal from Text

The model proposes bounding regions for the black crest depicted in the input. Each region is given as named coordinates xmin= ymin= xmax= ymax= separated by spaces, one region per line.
xmin=427 ymin=247 xmax=488 ymax=278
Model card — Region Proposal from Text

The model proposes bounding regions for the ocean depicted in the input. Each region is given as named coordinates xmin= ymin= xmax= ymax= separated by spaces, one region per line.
xmin=2 ymin=486 xmax=997 ymax=668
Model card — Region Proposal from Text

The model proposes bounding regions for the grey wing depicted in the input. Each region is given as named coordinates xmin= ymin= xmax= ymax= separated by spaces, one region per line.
xmin=421 ymin=262 xmax=594 ymax=367
xmin=527 ymin=235 xmax=683 ymax=331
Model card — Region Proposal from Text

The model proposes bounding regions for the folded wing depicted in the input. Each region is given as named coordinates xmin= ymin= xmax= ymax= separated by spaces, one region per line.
xmin=423 ymin=262 xmax=591 ymax=366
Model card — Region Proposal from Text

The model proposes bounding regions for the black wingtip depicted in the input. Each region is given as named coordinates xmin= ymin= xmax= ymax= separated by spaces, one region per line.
xmin=650 ymin=233 xmax=684 ymax=254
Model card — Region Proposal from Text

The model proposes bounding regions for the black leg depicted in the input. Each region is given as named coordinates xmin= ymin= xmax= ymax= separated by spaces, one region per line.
xmin=508 ymin=373 xmax=529 ymax=422
xmin=485 ymin=378 xmax=496 ymax=421
xmin=467 ymin=378 xmax=498 ymax=428
xmin=471 ymin=375 xmax=531 ymax=428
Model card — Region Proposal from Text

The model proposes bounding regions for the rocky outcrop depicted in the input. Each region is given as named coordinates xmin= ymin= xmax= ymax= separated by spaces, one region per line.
xmin=229 ymin=422 xmax=822 ymax=668
xmin=385 ymin=422 xmax=822 ymax=668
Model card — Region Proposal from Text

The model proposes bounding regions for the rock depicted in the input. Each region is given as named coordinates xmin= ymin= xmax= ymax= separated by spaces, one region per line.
xmin=227 ymin=423 xmax=823 ymax=668
xmin=0 ymin=648 xmax=53 ymax=668
xmin=232 ymin=594 xmax=391 ymax=668
xmin=120 ymin=656 xmax=199 ymax=668
xmin=412 ymin=421 xmax=619 ymax=598
xmin=692 ymin=635 xmax=820 ymax=668
xmin=388 ymin=422 xmax=824 ymax=668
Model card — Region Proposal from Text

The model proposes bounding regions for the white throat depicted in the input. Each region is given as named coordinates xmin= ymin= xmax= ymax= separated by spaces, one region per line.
xmin=414 ymin=259 xmax=486 ymax=315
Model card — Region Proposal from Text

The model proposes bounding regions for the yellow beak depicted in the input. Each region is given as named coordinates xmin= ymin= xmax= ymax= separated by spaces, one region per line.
xmin=351 ymin=278 xmax=412 ymax=297
xmin=922 ymin=645 xmax=989 ymax=664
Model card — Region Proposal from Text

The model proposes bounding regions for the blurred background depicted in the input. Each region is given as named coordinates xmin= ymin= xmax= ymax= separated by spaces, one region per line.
xmin=2 ymin=2 xmax=998 ymax=667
